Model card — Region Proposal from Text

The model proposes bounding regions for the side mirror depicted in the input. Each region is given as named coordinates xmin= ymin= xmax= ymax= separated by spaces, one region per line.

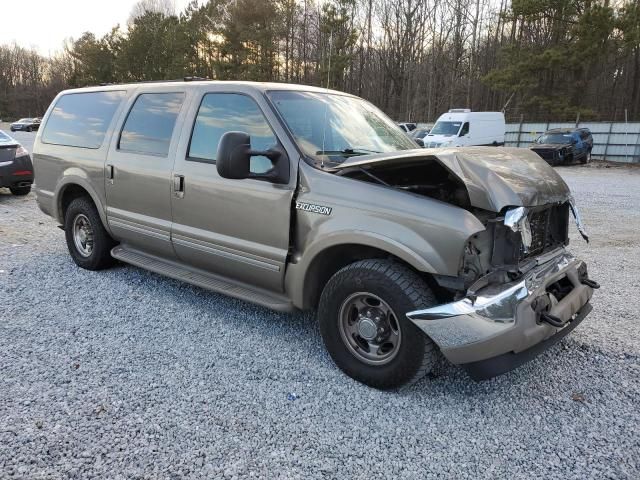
xmin=216 ymin=131 xmax=289 ymax=184
xmin=216 ymin=131 xmax=252 ymax=180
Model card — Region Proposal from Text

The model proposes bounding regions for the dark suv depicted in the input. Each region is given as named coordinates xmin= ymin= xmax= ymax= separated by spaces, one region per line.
xmin=530 ymin=128 xmax=593 ymax=165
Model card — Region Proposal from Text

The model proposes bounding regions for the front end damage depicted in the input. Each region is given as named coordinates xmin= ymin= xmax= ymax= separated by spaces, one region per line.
xmin=334 ymin=147 xmax=598 ymax=380
xmin=407 ymin=251 xmax=597 ymax=380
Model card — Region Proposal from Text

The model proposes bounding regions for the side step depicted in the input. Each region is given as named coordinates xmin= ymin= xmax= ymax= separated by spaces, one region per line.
xmin=111 ymin=245 xmax=295 ymax=312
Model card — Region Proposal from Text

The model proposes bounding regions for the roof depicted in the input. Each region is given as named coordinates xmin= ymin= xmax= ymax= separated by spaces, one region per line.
xmin=545 ymin=127 xmax=590 ymax=133
xmin=57 ymin=79 xmax=355 ymax=98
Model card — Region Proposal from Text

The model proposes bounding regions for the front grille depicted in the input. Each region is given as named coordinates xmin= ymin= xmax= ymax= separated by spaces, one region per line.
xmin=523 ymin=204 xmax=569 ymax=259
xmin=527 ymin=209 xmax=551 ymax=256
xmin=532 ymin=148 xmax=557 ymax=161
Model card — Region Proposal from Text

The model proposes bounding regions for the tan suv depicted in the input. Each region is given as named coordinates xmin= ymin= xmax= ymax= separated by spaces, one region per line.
xmin=32 ymin=80 xmax=598 ymax=389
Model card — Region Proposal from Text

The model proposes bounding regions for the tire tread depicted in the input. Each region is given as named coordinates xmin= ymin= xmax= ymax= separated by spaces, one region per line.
xmin=318 ymin=259 xmax=438 ymax=389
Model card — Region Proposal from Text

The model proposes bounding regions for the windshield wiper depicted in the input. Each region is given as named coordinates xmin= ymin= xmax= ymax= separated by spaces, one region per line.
xmin=315 ymin=147 xmax=381 ymax=157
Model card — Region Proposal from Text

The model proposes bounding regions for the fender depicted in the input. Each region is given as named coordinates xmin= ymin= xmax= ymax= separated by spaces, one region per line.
xmin=285 ymin=228 xmax=453 ymax=310
xmin=53 ymin=169 xmax=112 ymax=235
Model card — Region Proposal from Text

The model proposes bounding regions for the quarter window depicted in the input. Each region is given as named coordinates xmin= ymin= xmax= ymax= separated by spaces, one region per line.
xmin=42 ymin=91 xmax=125 ymax=149
xmin=119 ymin=93 xmax=184 ymax=156
xmin=188 ymin=93 xmax=277 ymax=174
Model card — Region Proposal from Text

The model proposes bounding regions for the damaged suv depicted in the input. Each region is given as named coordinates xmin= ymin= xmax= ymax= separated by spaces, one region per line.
xmin=33 ymin=81 xmax=597 ymax=389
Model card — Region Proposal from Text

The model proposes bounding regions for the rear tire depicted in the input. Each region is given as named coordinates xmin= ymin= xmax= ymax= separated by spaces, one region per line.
xmin=10 ymin=186 xmax=31 ymax=196
xmin=318 ymin=259 xmax=438 ymax=389
xmin=64 ymin=196 xmax=116 ymax=270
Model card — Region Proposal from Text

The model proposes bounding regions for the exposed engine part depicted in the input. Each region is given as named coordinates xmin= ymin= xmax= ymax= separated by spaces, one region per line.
xmin=337 ymin=159 xmax=471 ymax=209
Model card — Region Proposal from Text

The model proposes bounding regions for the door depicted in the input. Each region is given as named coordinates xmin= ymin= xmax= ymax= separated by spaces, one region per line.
xmin=105 ymin=89 xmax=188 ymax=259
xmin=170 ymin=91 xmax=295 ymax=292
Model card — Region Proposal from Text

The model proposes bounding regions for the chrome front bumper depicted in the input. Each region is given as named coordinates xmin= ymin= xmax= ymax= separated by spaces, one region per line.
xmin=407 ymin=250 xmax=594 ymax=369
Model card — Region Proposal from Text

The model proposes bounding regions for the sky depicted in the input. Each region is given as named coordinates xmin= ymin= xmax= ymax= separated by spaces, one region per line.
xmin=1 ymin=0 xmax=193 ymax=56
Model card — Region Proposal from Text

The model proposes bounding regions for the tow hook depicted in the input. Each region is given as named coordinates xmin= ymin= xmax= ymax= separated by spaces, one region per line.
xmin=539 ymin=311 xmax=568 ymax=328
xmin=581 ymin=278 xmax=600 ymax=289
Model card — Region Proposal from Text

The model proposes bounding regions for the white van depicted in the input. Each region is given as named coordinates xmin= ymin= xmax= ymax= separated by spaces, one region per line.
xmin=423 ymin=109 xmax=505 ymax=148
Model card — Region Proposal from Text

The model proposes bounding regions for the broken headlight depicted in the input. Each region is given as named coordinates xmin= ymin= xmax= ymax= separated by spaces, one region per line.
xmin=504 ymin=207 xmax=533 ymax=252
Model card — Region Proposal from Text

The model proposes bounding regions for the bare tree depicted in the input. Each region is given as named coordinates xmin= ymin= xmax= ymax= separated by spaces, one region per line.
xmin=129 ymin=0 xmax=176 ymax=24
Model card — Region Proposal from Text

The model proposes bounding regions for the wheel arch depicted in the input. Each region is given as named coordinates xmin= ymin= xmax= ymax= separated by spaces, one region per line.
xmin=286 ymin=234 xmax=441 ymax=310
xmin=54 ymin=174 xmax=108 ymax=231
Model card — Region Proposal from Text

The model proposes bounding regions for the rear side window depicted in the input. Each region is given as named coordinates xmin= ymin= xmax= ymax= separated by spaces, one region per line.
xmin=119 ymin=93 xmax=184 ymax=156
xmin=42 ymin=91 xmax=125 ymax=149
xmin=188 ymin=93 xmax=276 ymax=173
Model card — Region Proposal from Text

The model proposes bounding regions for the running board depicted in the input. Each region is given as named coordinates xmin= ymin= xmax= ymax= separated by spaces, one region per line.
xmin=111 ymin=245 xmax=295 ymax=312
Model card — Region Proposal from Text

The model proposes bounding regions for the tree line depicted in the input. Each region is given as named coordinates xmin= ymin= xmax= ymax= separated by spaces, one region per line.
xmin=1 ymin=0 xmax=639 ymax=123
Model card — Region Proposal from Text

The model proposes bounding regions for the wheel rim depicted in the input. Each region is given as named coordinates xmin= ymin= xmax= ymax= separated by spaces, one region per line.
xmin=338 ymin=292 xmax=402 ymax=365
xmin=72 ymin=214 xmax=94 ymax=257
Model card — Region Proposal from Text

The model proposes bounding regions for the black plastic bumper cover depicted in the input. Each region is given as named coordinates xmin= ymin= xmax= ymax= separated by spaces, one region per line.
xmin=462 ymin=302 xmax=593 ymax=381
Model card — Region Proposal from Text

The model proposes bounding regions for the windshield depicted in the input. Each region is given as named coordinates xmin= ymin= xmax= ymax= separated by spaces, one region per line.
xmin=0 ymin=131 xmax=11 ymax=142
xmin=17 ymin=118 xmax=31 ymax=123
xmin=536 ymin=133 xmax=573 ymax=144
xmin=429 ymin=121 xmax=462 ymax=136
xmin=268 ymin=91 xmax=416 ymax=164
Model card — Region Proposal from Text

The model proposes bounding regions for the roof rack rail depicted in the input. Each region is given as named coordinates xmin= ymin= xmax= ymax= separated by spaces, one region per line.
xmin=96 ymin=77 xmax=211 ymax=87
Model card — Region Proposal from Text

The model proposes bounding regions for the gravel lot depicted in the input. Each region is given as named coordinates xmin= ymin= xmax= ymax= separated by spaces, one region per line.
xmin=1 ymin=164 xmax=639 ymax=479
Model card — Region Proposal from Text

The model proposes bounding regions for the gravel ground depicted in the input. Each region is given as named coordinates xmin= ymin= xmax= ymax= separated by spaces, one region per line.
xmin=1 ymin=165 xmax=639 ymax=479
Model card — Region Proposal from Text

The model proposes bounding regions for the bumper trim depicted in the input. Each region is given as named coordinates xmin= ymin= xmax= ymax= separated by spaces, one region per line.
xmin=463 ymin=303 xmax=592 ymax=381
xmin=406 ymin=251 xmax=594 ymax=366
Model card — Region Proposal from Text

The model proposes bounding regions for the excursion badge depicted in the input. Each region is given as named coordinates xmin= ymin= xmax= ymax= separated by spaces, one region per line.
xmin=296 ymin=201 xmax=332 ymax=216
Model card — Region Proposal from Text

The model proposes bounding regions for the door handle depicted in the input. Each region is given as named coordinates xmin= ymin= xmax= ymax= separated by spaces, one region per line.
xmin=106 ymin=164 xmax=114 ymax=184
xmin=173 ymin=174 xmax=185 ymax=198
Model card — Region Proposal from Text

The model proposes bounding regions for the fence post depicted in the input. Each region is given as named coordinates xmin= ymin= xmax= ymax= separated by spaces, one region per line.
xmin=625 ymin=109 xmax=629 ymax=163
xmin=603 ymin=122 xmax=614 ymax=161
xmin=516 ymin=114 xmax=524 ymax=147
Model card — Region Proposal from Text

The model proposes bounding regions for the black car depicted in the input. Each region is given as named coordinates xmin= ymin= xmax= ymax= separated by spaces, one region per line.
xmin=10 ymin=117 xmax=41 ymax=132
xmin=530 ymin=128 xmax=593 ymax=165
xmin=0 ymin=130 xmax=34 ymax=195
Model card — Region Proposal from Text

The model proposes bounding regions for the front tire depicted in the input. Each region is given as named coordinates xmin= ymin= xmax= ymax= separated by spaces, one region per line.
xmin=10 ymin=186 xmax=31 ymax=196
xmin=64 ymin=197 xmax=116 ymax=270
xmin=318 ymin=259 xmax=438 ymax=389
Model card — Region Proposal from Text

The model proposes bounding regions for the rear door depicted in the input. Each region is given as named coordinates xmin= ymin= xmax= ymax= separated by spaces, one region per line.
xmin=169 ymin=87 xmax=297 ymax=292
xmin=105 ymin=87 xmax=190 ymax=259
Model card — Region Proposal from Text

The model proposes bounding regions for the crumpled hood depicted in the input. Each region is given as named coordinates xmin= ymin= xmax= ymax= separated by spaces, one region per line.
xmin=334 ymin=147 xmax=571 ymax=212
